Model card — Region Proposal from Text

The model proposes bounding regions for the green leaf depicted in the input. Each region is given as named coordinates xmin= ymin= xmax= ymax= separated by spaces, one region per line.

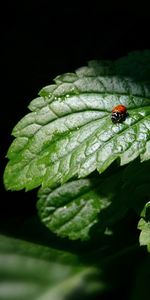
xmin=138 ymin=218 xmax=150 ymax=250
xmin=37 ymin=171 xmax=127 ymax=240
xmin=37 ymin=178 xmax=107 ymax=241
xmin=138 ymin=201 xmax=150 ymax=251
xmin=4 ymin=56 xmax=150 ymax=191
xmin=37 ymin=160 xmax=150 ymax=241
xmin=0 ymin=235 xmax=102 ymax=300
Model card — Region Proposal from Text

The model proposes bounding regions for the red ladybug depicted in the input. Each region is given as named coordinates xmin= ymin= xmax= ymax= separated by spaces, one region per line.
xmin=111 ymin=104 xmax=128 ymax=124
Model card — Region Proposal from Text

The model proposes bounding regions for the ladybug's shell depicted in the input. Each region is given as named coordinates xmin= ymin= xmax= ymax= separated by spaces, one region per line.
xmin=112 ymin=105 xmax=127 ymax=114
xmin=111 ymin=104 xmax=128 ymax=124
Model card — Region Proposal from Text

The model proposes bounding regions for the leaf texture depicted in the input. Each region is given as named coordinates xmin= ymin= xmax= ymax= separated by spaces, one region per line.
xmin=37 ymin=160 xmax=150 ymax=240
xmin=37 ymin=176 xmax=116 ymax=240
xmin=4 ymin=59 xmax=150 ymax=191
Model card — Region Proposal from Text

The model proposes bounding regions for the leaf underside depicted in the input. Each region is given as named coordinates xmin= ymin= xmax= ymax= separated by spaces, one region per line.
xmin=4 ymin=53 xmax=150 ymax=191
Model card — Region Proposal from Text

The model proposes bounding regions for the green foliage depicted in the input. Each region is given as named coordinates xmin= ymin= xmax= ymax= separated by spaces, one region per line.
xmin=37 ymin=176 xmax=114 ymax=241
xmin=2 ymin=50 xmax=150 ymax=299
xmin=4 ymin=53 xmax=150 ymax=191
xmin=37 ymin=160 xmax=150 ymax=240
xmin=0 ymin=235 xmax=102 ymax=300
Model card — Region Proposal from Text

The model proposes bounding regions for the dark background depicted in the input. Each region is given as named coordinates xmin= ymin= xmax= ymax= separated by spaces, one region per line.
xmin=1 ymin=0 xmax=150 ymax=226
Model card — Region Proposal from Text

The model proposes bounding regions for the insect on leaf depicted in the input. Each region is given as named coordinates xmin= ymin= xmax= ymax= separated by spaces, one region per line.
xmin=4 ymin=58 xmax=150 ymax=191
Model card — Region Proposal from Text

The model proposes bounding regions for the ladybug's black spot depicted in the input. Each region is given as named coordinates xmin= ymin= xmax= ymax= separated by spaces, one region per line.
xmin=111 ymin=111 xmax=128 ymax=124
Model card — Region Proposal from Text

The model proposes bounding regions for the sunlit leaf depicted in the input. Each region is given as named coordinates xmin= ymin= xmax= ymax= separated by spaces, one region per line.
xmin=138 ymin=201 xmax=150 ymax=251
xmin=4 ymin=64 xmax=150 ymax=191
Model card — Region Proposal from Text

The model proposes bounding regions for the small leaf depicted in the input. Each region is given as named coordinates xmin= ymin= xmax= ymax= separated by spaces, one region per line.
xmin=37 ymin=171 xmax=127 ymax=240
xmin=4 ymin=56 xmax=150 ymax=191
xmin=37 ymin=160 xmax=150 ymax=240
xmin=138 ymin=201 xmax=150 ymax=251
xmin=0 ymin=235 xmax=102 ymax=300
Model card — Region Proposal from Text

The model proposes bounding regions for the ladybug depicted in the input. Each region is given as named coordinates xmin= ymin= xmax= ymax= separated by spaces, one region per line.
xmin=111 ymin=104 xmax=128 ymax=124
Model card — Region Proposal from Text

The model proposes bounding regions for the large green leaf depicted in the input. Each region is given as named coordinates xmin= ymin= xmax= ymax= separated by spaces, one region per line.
xmin=4 ymin=56 xmax=150 ymax=191
xmin=0 ymin=235 xmax=102 ymax=300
